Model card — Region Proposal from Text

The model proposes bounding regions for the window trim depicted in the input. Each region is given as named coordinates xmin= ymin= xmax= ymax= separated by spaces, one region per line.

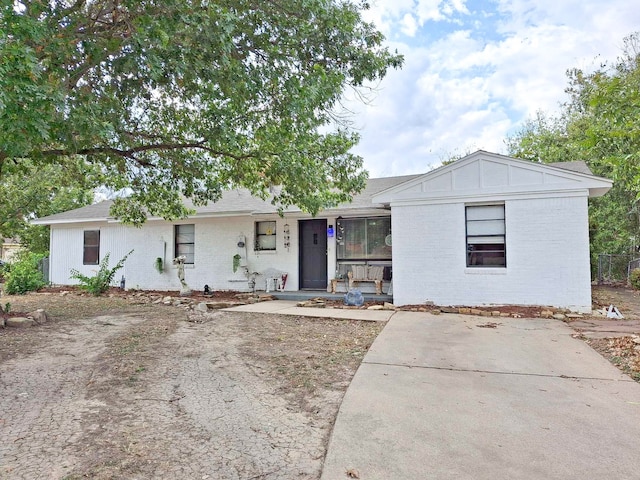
xmin=336 ymin=216 xmax=392 ymax=262
xmin=255 ymin=220 xmax=277 ymax=251
xmin=465 ymin=204 xmax=506 ymax=268
xmin=174 ymin=224 xmax=195 ymax=265
xmin=83 ymin=230 xmax=100 ymax=265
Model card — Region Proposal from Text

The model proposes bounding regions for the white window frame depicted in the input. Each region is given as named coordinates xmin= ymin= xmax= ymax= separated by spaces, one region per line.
xmin=466 ymin=205 xmax=506 ymax=268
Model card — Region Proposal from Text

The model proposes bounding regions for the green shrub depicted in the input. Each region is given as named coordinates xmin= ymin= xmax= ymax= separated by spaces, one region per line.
xmin=4 ymin=251 xmax=46 ymax=294
xmin=70 ymin=250 xmax=133 ymax=295
xmin=630 ymin=268 xmax=640 ymax=289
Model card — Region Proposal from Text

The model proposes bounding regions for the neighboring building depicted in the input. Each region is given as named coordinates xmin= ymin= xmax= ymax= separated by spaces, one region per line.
xmin=32 ymin=151 xmax=612 ymax=311
xmin=0 ymin=238 xmax=21 ymax=263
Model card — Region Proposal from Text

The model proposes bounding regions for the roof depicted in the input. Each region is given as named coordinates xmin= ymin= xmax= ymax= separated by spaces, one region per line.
xmin=32 ymin=174 xmax=421 ymax=225
xmin=549 ymin=161 xmax=594 ymax=175
xmin=31 ymin=151 xmax=612 ymax=226
xmin=372 ymin=150 xmax=613 ymax=205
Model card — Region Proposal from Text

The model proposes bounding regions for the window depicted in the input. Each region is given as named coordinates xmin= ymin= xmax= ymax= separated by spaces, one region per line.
xmin=336 ymin=217 xmax=392 ymax=260
xmin=83 ymin=230 xmax=100 ymax=265
xmin=466 ymin=205 xmax=506 ymax=267
xmin=175 ymin=224 xmax=195 ymax=264
xmin=255 ymin=221 xmax=276 ymax=251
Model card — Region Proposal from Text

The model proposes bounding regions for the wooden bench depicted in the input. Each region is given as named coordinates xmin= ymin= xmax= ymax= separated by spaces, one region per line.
xmin=331 ymin=265 xmax=384 ymax=295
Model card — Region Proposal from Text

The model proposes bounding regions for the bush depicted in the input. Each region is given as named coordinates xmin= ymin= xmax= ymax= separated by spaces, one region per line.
xmin=630 ymin=268 xmax=640 ymax=289
xmin=4 ymin=251 xmax=46 ymax=294
xmin=70 ymin=250 xmax=133 ymax=295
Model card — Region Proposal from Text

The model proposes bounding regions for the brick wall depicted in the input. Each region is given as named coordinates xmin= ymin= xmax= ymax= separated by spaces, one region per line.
xmin=391 ymin=194 xmax=592 ymax=312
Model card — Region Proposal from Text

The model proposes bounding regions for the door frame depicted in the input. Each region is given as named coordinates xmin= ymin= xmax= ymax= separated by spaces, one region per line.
xmin=298 ymin=219 xmax=328 ymax=289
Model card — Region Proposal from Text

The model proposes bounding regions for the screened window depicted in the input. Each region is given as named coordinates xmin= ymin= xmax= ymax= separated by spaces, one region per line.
xmin=175 ymin=224 xmax=195 ymax=264
xmin=466 ymin=205 xmax=506 ymax=267
xmin=336 ymin=217 xmax=392 ymax=260
xmin=255 ymin=221 xmax=276 ymax=251
xmin=83 ymin=230 xmax=100 ymax=265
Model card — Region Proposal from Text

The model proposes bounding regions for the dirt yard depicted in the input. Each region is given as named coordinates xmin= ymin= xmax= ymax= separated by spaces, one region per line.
xmin=2 ymin=285 xmax=640 ymax=479
xmin=577 ymin=285 xmax=640 ymax=382
xmin=0 ymin=292 xmax=383 ymax=479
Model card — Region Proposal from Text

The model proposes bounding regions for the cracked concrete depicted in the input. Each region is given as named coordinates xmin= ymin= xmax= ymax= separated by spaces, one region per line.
xmin=322 ymin=312 xmax=640 ymax=480
xmin=0 ymin=310 xmax=334 ymax=479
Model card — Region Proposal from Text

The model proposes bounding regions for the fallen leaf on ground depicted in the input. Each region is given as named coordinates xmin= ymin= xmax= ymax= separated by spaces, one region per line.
xmin=346 ymin=468 xmax=360 ymax=478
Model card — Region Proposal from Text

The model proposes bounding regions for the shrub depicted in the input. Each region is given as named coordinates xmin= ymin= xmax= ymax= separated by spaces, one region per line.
xmin=4 ymin=251 xmax=46 ymax=294
xmin=70 ymin=250 xmax=133 ymax=295
xmin=630 ymin=268 xmax=640 ymax=289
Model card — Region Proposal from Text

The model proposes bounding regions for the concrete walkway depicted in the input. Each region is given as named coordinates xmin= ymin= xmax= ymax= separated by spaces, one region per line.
xmin=223 ymin=299 xmax=394 ymax=322
xmin=321 ymin=312 xmax=640 ymax=480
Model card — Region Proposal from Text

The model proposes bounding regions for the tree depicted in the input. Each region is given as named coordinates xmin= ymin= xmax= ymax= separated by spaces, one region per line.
xmin=0 ymin=0 xmax=403 ymax=224
xmin=0 ymin=159 xmax=96 ymax=253
xmin=507 ymin=32 xmax=640 ymax=269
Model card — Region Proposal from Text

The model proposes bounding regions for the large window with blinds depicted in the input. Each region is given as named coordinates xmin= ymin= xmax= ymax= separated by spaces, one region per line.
xmin=466 ymin=205 xmax=506 ymax=267
xmin=336 ymin=217 xmax=392 ymax=261
xmin=175 ymin=224 xmax=195 ymax=264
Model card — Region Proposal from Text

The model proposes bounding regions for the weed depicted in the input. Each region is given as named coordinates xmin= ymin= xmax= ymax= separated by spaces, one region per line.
xmin=70 ymin=250 xmax=133 ymax=295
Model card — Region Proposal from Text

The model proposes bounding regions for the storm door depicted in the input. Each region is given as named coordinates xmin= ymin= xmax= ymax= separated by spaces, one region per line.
xmin=299 ymin=219 xmax=327 ymax=289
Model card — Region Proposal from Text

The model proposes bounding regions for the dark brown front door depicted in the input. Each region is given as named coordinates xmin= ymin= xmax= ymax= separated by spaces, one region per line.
xmin=299 ymin=219 xmax=327 ymax=289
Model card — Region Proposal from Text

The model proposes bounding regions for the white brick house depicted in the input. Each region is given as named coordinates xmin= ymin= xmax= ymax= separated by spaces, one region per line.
xmin=33 ymin=151 xmax=611 ymax=311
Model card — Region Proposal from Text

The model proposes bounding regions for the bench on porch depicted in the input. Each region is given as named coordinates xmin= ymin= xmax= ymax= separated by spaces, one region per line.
xmin=330 ymin=265 xmax=384 ymax=295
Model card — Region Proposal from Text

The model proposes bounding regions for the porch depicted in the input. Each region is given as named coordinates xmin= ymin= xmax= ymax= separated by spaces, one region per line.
xmin=271 ymin=290 xmax=393 ymax=304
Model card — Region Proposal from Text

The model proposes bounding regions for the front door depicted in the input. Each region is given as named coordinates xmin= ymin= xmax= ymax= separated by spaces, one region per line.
xmin=299 ymin=219 xmax=327 ymax=289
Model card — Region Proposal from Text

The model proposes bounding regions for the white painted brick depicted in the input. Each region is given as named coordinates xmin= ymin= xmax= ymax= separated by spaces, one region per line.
xmin=391 ymin=195 xmax=592 ymax=312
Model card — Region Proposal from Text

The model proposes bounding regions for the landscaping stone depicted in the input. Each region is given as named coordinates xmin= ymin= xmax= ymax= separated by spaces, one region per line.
xmin=195 ymin=302 xmax=209 ymax=313
xmin=6 ymin=317 xmax=35 ymax=328
xmin=28 ymin=309 xmax=49 ymax=324
xmin=440 ymin=306 xmax=458 ymax=314
xmin=367 ymin=305 xmax=383 ymax=310
xmin=553 ymin=313 xmax=566 ymax=320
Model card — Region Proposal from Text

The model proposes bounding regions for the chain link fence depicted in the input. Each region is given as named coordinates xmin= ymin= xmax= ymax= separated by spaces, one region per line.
xmin=597 ymin=254 xmax=640 ymax=284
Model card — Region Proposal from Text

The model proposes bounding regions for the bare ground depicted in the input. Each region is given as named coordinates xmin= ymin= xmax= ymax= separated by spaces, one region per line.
xmin=3 ymin=285 xmax=640 ymax=479
xmin=577 ymin=285 xmax=640 ymax=382
xmin=0 ymin=292 xmax=383 ymax=479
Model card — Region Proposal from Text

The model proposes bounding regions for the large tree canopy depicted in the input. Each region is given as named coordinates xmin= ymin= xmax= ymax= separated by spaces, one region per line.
xmin=0 ymin=158 xmax=96 ymax=253
xmin=0 ymin=0 xmax=403 ymax=224
xmin=507 ymin=32 xmax=640 ymax=265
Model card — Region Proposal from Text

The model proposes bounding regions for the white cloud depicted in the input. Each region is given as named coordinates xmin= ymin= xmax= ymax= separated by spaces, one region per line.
xmin=350 ymin=0 xmax=640 ymax=177
xmin=400 ymin=13 xmax=419 ymax=37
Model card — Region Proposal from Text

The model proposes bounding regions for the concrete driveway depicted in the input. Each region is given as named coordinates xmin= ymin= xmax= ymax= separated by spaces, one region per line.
xmin=321 ymin=312 xmax=640 ymax=480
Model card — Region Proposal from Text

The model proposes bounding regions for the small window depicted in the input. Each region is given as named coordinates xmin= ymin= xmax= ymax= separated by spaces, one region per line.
xmin=175 ymin=224 xmax=195 ymax=264
xmin=83 ymin=230 xmax=100 ymax=265
xmin=466 ymin=205 xmax=506 ymax=267
xmin=255 ymin=221 xmax=276 ymax=251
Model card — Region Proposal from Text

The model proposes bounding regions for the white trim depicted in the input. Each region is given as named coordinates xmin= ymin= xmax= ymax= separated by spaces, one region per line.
xmin=387 ymin=188 xmax=590 ymax=207
xmin=464 ymin=268 xmax=508 ymax=275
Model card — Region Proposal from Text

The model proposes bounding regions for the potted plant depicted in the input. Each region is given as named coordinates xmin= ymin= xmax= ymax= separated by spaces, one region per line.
xmin=154 ymin=257 xmax=164 ymax=274
xmin=233 ymin=254 xmax=242 ymax=273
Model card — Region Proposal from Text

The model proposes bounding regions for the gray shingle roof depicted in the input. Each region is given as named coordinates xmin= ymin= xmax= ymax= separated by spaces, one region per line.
xmin=548 ymin=161 xmax=594 ymax=175
xmin=32 ymin=174 xmax=422 ymax=225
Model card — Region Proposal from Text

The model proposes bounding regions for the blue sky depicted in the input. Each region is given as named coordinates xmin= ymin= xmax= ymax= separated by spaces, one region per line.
xmin=348 ymin=0 xmax=640 ymax=177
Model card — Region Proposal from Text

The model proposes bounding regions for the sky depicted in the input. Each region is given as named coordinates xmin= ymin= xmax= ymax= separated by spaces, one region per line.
xmin=347 ymin=0 xmax=640 ymax=178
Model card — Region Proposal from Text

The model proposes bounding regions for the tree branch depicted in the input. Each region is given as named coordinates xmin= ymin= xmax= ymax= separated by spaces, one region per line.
xmin=38 ymin=142 xmax=260 ymax=163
